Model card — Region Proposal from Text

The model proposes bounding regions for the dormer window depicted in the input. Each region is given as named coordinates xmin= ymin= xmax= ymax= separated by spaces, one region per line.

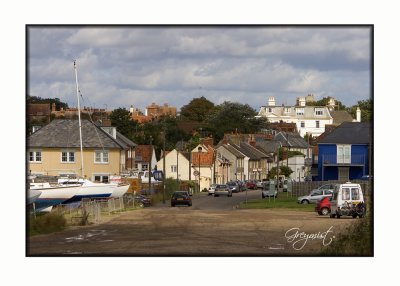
xmin=315 ymin=108 xmax=324 ymax=116
xmin=296 ymin=108 xmax=304 ymax=116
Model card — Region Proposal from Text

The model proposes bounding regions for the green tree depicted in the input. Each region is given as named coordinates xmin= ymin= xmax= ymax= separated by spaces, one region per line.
xmin=206 ymin=101 xmax=268 ymax=142
xmin=306 ymin=96 xmax=346 ymax=110
xmin=27 ymin=95 xmax=69 ymax=110
xmin=348 ymin=99 xmax=373 ymax=122
xmin=180 ymin=96 xmax=215 ymax=122
xmin=268 ymin=165 xmax=293 ymax=179
xmin=109 ymin=108 xmax=138 ymax=140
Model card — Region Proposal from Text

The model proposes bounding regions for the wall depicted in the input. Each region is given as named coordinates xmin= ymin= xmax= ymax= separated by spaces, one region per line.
xmin=28 ymin=148 xmax=121 ymax=180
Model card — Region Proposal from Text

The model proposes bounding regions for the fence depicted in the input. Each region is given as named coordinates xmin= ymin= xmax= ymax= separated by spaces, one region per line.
xmin=52 ymin=197 xmax=128 ymax=226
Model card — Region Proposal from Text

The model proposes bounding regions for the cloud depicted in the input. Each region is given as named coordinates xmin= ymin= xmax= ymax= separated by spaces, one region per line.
xmin=27 ymin=26 xmax=371 ymax=111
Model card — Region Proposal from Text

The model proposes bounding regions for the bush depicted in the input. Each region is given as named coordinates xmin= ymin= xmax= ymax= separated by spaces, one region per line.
xmin=321 ymin=215 xmax=373 ymax=256
xmin=29 ymin=212 xmax=67 ymax=236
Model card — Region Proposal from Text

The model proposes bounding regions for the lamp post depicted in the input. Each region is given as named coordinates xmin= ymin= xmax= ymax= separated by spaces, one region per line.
xmin=198 ymin=146 xmax=202 ymax=193
xmin=276 ymin=141 xmax=282 ymax=191
xmin=149 ymin=135 xmax=152 ymax=195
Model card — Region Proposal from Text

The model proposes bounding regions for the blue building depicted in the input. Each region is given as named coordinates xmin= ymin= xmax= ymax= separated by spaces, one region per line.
xmin=316 ymin=122 xmax=371 ymax=181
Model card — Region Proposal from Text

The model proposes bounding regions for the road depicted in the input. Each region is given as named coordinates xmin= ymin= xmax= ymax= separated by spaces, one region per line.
xmin=27 ymin=189 xmax=355 ymax=256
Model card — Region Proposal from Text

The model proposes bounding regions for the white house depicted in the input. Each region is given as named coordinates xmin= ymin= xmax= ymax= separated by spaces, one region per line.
xmin=156 ymin=149 xmax=192 ymax=181
xmin=256 ymin=96 xmax=333 ymax=137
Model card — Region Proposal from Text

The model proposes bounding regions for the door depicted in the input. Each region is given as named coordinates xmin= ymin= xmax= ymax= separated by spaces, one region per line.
xmin=338 ymin=167 xmax=349 ymax=181
xmin=310 ymin=189 xmax=323 ymax=203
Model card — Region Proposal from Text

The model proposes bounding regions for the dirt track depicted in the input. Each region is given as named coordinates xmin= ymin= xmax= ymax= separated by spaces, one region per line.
xmin=27 ymin=207 xmax=356 ymax=256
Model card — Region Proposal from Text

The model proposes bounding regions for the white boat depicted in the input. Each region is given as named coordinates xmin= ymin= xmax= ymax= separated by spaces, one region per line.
xmin=29 ymin=182 xmax=82 ymax=211
xmin=27 ymin=189 xmax=42 ymax=205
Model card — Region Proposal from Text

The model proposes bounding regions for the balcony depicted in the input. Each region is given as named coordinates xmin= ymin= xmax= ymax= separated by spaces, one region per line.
xmin=321 ymin=154 xmax=365 ymax=166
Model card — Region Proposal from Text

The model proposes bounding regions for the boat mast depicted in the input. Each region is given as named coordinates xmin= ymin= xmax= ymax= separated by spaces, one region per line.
xmin=74 ymin=60 xmax=84 ymax=178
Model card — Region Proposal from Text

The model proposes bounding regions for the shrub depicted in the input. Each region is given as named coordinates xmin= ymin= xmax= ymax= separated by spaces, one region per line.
xmin=29 ymin=212 xmax=67 ymax=236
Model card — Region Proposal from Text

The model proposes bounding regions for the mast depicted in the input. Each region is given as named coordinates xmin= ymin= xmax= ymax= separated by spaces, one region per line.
xmin=74 ymin=60 xmax=84 ymax=177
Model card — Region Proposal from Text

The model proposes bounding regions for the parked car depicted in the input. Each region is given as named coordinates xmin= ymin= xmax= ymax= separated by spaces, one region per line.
xmin=261 ymin=181 xmax=277 ymax=198
xmin=246 ymin=180 xmax=257 ymax=189
xmin=297 ymin=184 xmax=336 ymax=204
xmin=227 ymin=181 xmax=240 ymax=193
xmin=214 ymin=184 xmax=232 ymax=197
xmin=315 ymin=197 xmax=331 ymax=215
xmin=330 ymin=182 xmax=366 ymax=219
xmin=171 ymin=191 xmax=192 ymax=207
xmin=134 ymin=195 xmax=152 ymax=207
xmin=208 ymin=184 xmax=217 ymax=196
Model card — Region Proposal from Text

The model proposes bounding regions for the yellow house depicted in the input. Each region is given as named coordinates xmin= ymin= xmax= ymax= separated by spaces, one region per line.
xmin=27 ymin=119 xmax=128 ymax=182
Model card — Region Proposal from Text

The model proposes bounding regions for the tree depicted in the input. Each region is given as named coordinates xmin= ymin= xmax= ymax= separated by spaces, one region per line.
xmin=268 ymin=165 xmax=293 ymax=179
xmin=180 ymin=96 xmax=215 ymax=122
xmin=27 ymin=95 xmax=69 ymax=110
xmin=206 ymin=101 xmax=268 ymax=142
xmin=109 ymin=108 xmax=138 ymax=140
xmin=348 ymin=99 xmax=372 ymax=122
xmin=306 ymin=96 xmax=346 ymax=110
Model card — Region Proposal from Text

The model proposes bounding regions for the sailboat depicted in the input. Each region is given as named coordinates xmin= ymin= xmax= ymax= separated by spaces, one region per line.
xmin=59 ymin=60 xmax=129 ymax=203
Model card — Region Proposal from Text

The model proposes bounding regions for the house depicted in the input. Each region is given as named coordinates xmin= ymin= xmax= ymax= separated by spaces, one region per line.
xmin=316 ymin=122 xmax=371 ymax=181
xmin=27 ymin=119 xmax=128 ymax=182
xmin=134 ymin=145 xmax=157 ymax=172
xmin=256 ymin=96 xmax=333 ymax=137
xmin=215 ymin=144 xmax=246 ymax=183
xmin=230 ymin=142 xmax=270 ymax=181
xmin=191 ymin=143 xmax=215 ymax=191
xmin=156 ymin=149 xmax=191 ymax=180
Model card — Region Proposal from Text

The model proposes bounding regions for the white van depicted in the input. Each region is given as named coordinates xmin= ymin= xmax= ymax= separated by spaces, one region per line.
xmin=330 ymin=182 xmax=366 ymax=219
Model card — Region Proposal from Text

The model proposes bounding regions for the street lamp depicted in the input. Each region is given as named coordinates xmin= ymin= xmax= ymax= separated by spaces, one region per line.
xmin=198 ymin=146 xmax=202 ymax=193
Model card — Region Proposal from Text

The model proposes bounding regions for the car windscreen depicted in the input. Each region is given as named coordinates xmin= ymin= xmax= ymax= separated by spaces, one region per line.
xmin=173 ymin=192 xmax=188 ymax=198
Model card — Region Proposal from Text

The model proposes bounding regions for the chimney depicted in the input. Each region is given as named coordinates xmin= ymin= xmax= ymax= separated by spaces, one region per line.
xmin=356 ymin=107 xmax=361 ymax=122
xmin=297 ymin=97 xmax=306 ymax=107
xmin=130 ymin=105 xmax=134 ymax=114
xmin=267 ymin=96 xmax=276 ymax=106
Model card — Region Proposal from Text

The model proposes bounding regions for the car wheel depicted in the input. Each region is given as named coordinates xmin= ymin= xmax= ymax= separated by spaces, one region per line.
xmin=336 ymin=215 xmax=341 ymax=219
xmin=301 ymin=200 xmax=309 ymax=204
xmin=171 ymin=204 xmax=175 ymax=207
xmin=321 ymin=207 xmax=329 ymax=216
xmin=352 ymin=214 xmax=357 ymax=219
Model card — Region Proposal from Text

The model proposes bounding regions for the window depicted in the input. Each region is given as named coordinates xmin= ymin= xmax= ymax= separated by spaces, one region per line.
xmin=296 ymin=108 xmax=304 ymax=115
xmin=61 ymin=151 xmax=75 ymax=163
xmin=315 ymin=108 xmax=324 ymax=116
xmin=342 ymin=188 xmax=351 ymax=200
xmin=300 ymin=121 xmax=305 ymax=128
xmin=351 ymin=188 xmax=360 ymax=200
xmin=142 ymin=164 xmax=148 ymax=171
xmin=316 ymin=120 xmax=320 ymax=128
xmin=94 ymin=150 xmax=109 ymax=163
xmin=311 ymin=190 xmax=323 ymax=196
xmin=171 ymin=165 xmax=177 ymax=173
xmin=284 ymin=107 xmax=291 ymax=113
xmin=29 ymin=150 xmax=42 ymax=162
xmin=93 ymin=174 xmax=109 ymax=183
xmin=268 ymin=107 xmax=274 ymax=113
xmin=337 ymin=145 xmax=351 ymax=164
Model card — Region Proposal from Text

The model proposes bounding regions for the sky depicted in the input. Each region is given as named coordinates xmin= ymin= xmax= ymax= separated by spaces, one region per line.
xmin=27 ymin=26 xmax=372 ymax=112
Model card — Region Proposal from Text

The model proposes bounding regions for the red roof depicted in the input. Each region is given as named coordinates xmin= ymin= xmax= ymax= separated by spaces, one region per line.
xmin=135 ymin=145 xmax=154 ymax=162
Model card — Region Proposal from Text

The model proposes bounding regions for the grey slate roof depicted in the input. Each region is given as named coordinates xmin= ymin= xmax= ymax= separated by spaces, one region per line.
xmin=319 ymin=122 xmax=371 ymax=144
xmin=28 ymin=119 xmax=124 ymax=149
xmin=258 ymin=105 xmax=332 ymax=120
xmin=116 ymin=132 xmax=136 ymax=149
xmin=256 ymin=140 xmax=282 ymax=154
xmin=275 ymin=132 xmax=309 ymax=148
xmin=330 ymin=110 xmax=354 ymax=125
xmin=223 ymin=144 xmax=245 ymax=158
xmin=231 ymin=142 xmax=269 ymax=160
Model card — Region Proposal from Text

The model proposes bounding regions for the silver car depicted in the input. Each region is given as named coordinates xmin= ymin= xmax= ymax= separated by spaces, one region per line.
xmin=208 ymin=184 xmax=217 ymax=196
xmin=297 ymin=184 xmax=335 ymax=204
xmin=214 ymin=184 xmax=232 ymax=197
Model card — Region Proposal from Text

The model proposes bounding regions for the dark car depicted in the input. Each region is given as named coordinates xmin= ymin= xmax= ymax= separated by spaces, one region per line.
xmin=315 ymin=196 xmax=331 ymax=216
xmin=171 ymin=191 xmax=192 ymax=207
xmin=135 ymin=195 xmax=152 ymax=207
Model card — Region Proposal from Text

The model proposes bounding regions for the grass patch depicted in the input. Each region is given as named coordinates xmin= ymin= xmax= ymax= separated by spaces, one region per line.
xmin=321 ymin=203 xmax=373 ymax=256
xmin=239 ymin=195 xmax=315 ymax=212
xmin=28 ymin=212 xmax=67 ymax=236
